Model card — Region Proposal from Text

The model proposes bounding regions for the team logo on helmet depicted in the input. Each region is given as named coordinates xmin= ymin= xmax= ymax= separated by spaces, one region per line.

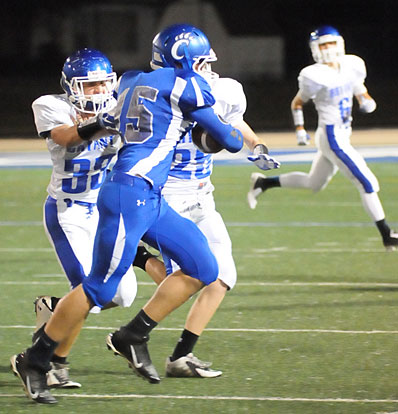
xmin=171 ymin=33 xmax=195 ymax=61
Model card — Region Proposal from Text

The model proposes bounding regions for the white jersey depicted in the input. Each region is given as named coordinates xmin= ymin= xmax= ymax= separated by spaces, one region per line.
xmin=298 ymin=55 xmax=366 ymax=128
xmin=162 ymin=77 xmax=246 ymax=195
xmin=32 ymin=94 xmax=120 ymax=203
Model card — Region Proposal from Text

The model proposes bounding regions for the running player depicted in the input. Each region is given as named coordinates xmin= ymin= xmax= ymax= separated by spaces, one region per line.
xmin=247 ymin=25 xmax=398 ymax=251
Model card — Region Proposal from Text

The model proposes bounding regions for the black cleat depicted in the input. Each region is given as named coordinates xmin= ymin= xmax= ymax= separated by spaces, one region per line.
xmin=10 ymin=353 xmax=57 ymax=404
xmin=383 ymin=230 xmax=398 ymax=252
xmin=106 ymin=331 xmax=160 ymax=384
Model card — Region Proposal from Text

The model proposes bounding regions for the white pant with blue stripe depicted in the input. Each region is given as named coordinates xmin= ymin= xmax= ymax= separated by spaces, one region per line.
xmin=43 ymin=196 xmax=137 ymax=308
xmin=279 ymin=124 xmax=385 ymax=221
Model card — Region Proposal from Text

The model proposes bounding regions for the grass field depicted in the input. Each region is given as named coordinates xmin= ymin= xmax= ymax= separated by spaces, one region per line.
xmin=0 ymin=162 xmax=397 ymax=414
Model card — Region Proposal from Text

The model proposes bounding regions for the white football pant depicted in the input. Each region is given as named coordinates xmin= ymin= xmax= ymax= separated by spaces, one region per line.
xmin=43 ymin=196 xmax=137 ymax=309
xmin=163 ymin=189 xmax=237 ymax=289
xmin=279 ymin=125 xmax=385 ymax=222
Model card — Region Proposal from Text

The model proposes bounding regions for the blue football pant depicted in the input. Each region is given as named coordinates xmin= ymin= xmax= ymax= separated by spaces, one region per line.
xmin=83 ymin=172 xmax=218 ymax=308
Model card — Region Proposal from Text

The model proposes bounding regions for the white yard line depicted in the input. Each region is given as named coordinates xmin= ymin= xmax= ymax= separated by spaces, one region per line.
xmin=2 ymin=325 xmax=398 ymax=334
xmin=0 ymin=393 xmax=397 ymax=403
xmin=2 ymin=280 xmax=398 ymax=287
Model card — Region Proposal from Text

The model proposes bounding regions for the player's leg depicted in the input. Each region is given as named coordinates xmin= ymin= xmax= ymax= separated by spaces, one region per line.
xmin=165 ymin=193 xmax=232 ymax=377
xmin=248 ymin=129 xmax=338 ymax=209
xmin=30 ymin=197 xmax=94 ymax=388
xmin=133 ymin=241 xmax=166 ymax=285
xmin=107 ymin=199 xmax=219 ymax=383
xmin=12 ymin=174 xmax=149 ymax=402
xmin=325 ymin=127 xmax=397 ymax=250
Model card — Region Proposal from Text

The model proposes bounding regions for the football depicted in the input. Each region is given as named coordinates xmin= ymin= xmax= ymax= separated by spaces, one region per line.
xmin=191 ymin=125 xmax=223 ymax=154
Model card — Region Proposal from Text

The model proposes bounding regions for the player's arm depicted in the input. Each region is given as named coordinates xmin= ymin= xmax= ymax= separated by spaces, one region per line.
xmin=355 ymin=90 xmax=377 ymax=113
xmin=291 ymin=93 xmax=310 ymax=146
xmin=234 ymin=120 xmax=280 ymax=170
xmin=189 ymin=106 xmax=243 ymax=153
xmin=50 ymin=124 xmax=86 ymax=147
xmin=51 ymin=112 xmax=118 ymax=146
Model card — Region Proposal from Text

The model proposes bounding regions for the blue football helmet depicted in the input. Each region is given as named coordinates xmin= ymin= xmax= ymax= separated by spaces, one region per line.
xmin=150 ymin=24 xmax=218 ymax=79
xmin=309 ymin=25 xmax=345 ymax=64
xmin=61 ymin=48 xmax=117 ymax=115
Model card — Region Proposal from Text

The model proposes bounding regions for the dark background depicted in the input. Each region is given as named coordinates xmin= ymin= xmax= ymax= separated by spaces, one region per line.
xmin=2 ymin=0 xmax=398 ymax=136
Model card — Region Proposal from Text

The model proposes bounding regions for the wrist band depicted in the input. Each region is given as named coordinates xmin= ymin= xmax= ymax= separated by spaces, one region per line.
xmin=292 ymin=108 xmax=304 ymax=126
xmin=77 ymin=117 xmax=103 ymax=141
xmin=253 ymin=144 xmax=268 ymax=155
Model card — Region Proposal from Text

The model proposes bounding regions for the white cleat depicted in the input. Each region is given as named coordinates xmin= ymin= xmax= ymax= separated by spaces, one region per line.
xmin=165 ymin=353 xmax=222 ymax=378
xmin=47 ymin=362 xmax=81 ymax=389
xmin=247 ymin=172 xmax=266 ymax=210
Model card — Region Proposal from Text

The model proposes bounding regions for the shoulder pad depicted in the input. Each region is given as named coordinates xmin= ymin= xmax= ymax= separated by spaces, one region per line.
xmin=342 ymin=54 xmax=366 ymax=79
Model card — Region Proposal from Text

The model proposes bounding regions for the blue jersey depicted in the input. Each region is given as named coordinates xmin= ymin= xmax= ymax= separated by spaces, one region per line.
xmin=111 ymin=68 xmax=216 ymax=189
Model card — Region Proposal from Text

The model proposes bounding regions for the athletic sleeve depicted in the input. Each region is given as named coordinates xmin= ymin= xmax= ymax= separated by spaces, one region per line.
xmin=189 ymin=106 xmax=243 ymax=153
xmin=32 ymin=95 xmax=76 ymax=138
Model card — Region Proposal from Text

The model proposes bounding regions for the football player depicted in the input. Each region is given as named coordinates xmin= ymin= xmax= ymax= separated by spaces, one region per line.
xmin=248 ymin=25 xmax=398 ymax=251
xmin=10 ymin=49 xmax=157 ymax=391
xmin=11 ymin=25 xmax=245 ymax=404
xmin=151 ymin=24 xmax=280 ymax=378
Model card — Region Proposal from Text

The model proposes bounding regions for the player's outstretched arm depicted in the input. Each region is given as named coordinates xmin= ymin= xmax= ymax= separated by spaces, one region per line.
xmin=189 ymin=107 xmax=243 ymax=153
xmin=50 ymin=112 xmax=118 ymax=147
xmin=50 ymin=124 xmax=85 ymax=147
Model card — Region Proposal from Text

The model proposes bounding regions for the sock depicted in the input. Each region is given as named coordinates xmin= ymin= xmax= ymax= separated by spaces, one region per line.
xmin=170 ymin=329 xmax=199 ymax=361
xmin=376 ymin=219 xmax=391 ymax=240
xmin=133 ymin=245 xmax=156 ymax=271
xmin=256 ymin=176 xmax=280 ymax=191
xmin=51 ymin=354 xmax=67 ymax=365
xmin=125 ymin=309 xmax=158 ymax=340
xmin=27 ymin=330 xmax=58 ymax=372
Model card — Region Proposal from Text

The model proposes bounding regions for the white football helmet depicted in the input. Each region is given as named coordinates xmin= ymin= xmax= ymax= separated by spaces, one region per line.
xmin=309 ymin=25 xmax=345 ymax=64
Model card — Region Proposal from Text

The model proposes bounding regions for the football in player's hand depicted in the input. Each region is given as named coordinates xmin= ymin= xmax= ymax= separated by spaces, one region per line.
xmin=191 ymin=125 xmax=223 ymax=154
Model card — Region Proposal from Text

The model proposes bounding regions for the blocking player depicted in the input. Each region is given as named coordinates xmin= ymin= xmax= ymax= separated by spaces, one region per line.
xmin=10 ymin=48 xmax=148 ymax=390
xmin=247 ymin=25 xmax=398 ymax=251
xmin=11 ymin=25 xmax=244 ymax=404
xmin=151 ymin=24 xmax=280 ymax=378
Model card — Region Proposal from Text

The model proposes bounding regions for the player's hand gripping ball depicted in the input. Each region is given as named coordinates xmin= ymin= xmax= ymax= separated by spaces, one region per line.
xmin=191 ymin=125 xmax=223 ymax=154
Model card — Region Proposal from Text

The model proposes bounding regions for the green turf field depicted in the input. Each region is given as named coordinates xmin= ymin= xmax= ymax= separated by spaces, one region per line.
xmin=1 ymin=163 xmax=397 ymax=413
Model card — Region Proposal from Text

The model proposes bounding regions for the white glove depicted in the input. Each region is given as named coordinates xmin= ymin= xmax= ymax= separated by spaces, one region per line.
xmin=296 ymin=129 xmax=310 ymax=146
xmin=247 ymin=144 xmax=281 ymax=171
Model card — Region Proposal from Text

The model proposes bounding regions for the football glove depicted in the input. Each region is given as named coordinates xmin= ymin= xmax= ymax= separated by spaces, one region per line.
xmin=247 ymin=144 xmax=281 ymax=171
xmin=296 ymin=129 xmax=310 ymax=146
